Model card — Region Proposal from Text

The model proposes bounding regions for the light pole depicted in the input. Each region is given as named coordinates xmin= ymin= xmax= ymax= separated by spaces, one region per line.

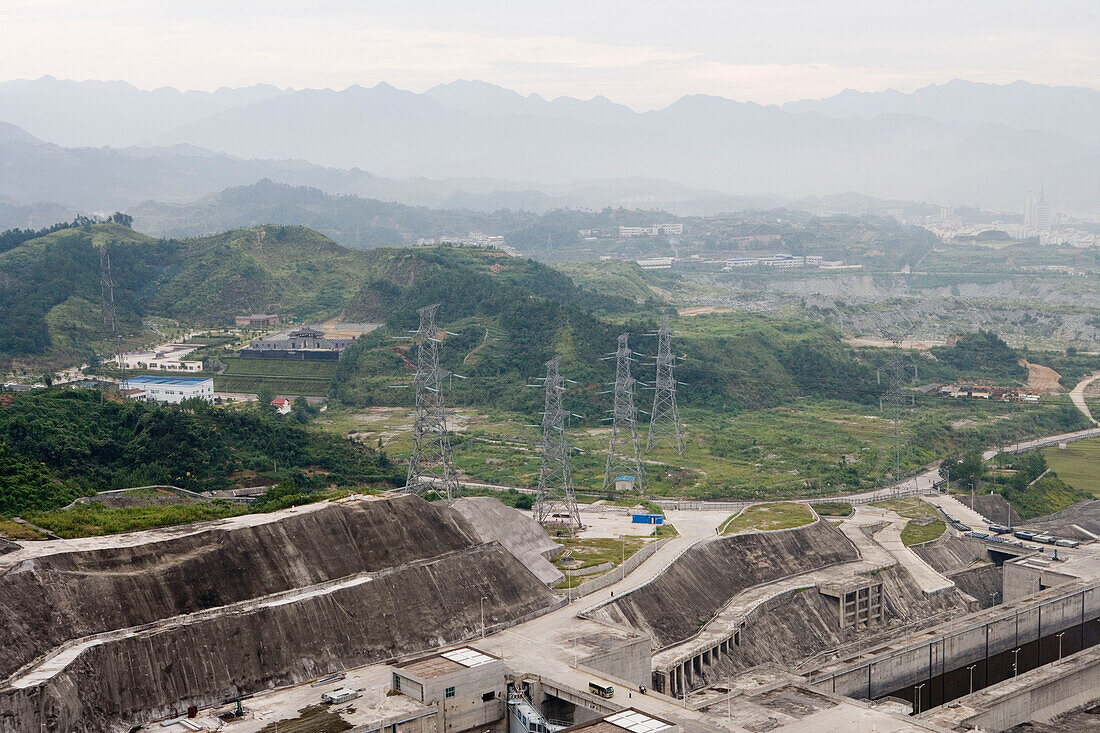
xmin=480 ymin=596 xmax=488 ymax=638
xmin=967 ymin=664 xmax=977 ymax=695
xmin=914 ymin=683 xmax=925 ymax=716
xmin=1012 ymin=648 xmax=1021 ymax=677
xmin=1057 ymin=631 xmax=1066 ymax=661
xmin=989 ymin=591 xmax=999 ymax=607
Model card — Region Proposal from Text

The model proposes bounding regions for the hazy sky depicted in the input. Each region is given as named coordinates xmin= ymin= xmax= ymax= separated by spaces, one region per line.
xmin=2 ymin=0 xmax=1096 ymax=108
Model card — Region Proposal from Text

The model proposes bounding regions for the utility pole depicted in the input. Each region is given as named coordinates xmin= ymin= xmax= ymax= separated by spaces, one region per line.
xmin=603 ymin=334 xmax=645 ymax=493
xmin=534 ymin=357 xmax=582 ymax=535
xmin=405 ymin=304 xmax=460 ymax=498
xmin=646 ymin=315 xmax=684 ymax=454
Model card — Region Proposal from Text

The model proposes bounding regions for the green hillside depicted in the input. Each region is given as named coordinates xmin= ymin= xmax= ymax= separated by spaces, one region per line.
xmin=0 ymin=389 xmax=401 ymax=517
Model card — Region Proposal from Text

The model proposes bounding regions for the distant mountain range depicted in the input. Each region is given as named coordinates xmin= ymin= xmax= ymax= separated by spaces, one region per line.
xmin=0 ymin=77 xmax=1097 ymax=216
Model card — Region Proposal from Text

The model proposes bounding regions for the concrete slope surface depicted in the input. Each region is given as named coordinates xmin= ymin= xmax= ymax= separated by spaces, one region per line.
xmin=446 ymin=496 xmax=564 ymax=585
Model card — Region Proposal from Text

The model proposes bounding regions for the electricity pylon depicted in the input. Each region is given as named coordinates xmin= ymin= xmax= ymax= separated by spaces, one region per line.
xmin=405 ymin=304 xmax=460 ymax=498
xmin=877 ymin=327 xmax=918 ymax=494
xmin=646 ymin=315 xmax=684 ymax=454
xmin=99 ymin=245 xmax=123 ymax=373
xmin=603 ymin=334 xmax=645 ymax=493
xmin=534 ymin=357 xmax=582 ymax=534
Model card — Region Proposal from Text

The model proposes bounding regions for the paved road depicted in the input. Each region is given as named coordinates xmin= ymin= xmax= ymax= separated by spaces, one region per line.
xmin=1070 ymin=371 xmax=1100 ymax=425
xmin=924 ymin=494 xmax=991 ymax=528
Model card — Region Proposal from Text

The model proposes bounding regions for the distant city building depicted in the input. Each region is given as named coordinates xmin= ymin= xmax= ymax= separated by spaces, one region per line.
xmin=618 ymin=223 xmax=681 ymax=237
xmin=120 ymin=376 xmax=214 ymax=404
xmin=1024 ymin=190 xmax=1036 ymax=227
xmin=636 ymin=257 xmax=674 ymax=269
xmin=235 ymin=314 xmax=280 ymax=327
xmin=1033 ymin=195 xmax=1052 ymax=231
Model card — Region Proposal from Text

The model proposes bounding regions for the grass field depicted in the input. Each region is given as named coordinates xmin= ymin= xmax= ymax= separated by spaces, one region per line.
xmin=553 ymin=536 xmax=650 ymax=590
xmin=720 ymin=502 xmax=815 ymax=534
xmin=0 ymin=518 xmax=46 ymax=540
xmin=1043 ymin=438 xmax=1100 ymax=497
xmin=901 ymin=520 xmax=946 ymax=546
xmin=873 ymin=497 xmax=946 ymax=546
xmin=215 ymin=356 xmax=338 ymax=397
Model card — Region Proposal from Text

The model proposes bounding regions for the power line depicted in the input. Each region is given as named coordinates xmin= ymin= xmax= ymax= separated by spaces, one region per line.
xmin=603 ymin=333 xmax=645 ymax=493
xmin=876 ymin=326 xmax=918 ymax=494
xmin=534 ymin=357 xmax=582 ymax=535
xmin=646 ymin=314 xmax=684 ymax=454
xmin=404 ymin=304 xmax=460 ymax=498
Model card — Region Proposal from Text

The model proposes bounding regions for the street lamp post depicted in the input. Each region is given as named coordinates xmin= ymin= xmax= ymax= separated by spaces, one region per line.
xmin=914 ymin=683 xmax=925 ymax=716
xmin=1012 ymin=648 xmax=1021 ymax=677
xmin=967 ymin=664 xmax=977 ymax=695
xmin=480 ymin=596 xmax=488 ymax=638
xmin=989 ymin=591 xmax=999 ymax=607
xmin=1057 ymin=631 xmax=1066 ymax=661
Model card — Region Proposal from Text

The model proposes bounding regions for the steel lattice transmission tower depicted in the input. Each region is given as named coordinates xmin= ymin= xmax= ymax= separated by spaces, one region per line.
xmin=602 ymin=334 xmax=646 ymax=493
xmin=534 ymin=358 xmax=582 ymax=534
xmin=404 ymin=304 xmax=460 ymax=498
xmin=646 ymin=315 xmax=684 ymax=454
xmin=99 ymin=245 xmax=123 ymax=373
xmin=877 ymin=328 xmax=918 ymax=494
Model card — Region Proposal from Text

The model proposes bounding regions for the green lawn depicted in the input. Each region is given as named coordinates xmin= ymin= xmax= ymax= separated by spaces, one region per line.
xmin=812 ymin=501 xmax=854 ymax=517
xmin=720 ymin=502 xmax=815 ymax=534
xmin=901 ymin=520 xmax=946 ymax=546
xmin=552 ymin=535 xmax=651 ymax=590
xmin=873 ymin=498 xmax=946 ymax=546
xmin=1043 ymin=438 xmax=1100 ymax=497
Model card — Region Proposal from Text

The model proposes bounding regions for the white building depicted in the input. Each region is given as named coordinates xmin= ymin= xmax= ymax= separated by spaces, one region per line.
xmin=120 ymin=376 xmax=215 ymax=404
xmin=636 ymin=257 xmax=674 ymax=269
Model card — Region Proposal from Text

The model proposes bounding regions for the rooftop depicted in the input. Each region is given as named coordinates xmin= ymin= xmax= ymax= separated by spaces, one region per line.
xmin=121 ymin=376 xmax=212 ymax=386
xmin=396 ymin=646 xmax=500 ymax=679
xmin=565 ymin=709 xmax=676 ymax=733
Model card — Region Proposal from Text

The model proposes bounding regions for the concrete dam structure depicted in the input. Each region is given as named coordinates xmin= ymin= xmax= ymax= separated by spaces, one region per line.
xmin=0 ymin=495 xmax=561 ymax=733
xmin=585 ymin=519 xmax=858 ymax=648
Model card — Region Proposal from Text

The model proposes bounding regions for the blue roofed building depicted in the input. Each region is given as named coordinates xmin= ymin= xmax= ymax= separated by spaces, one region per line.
xmin=120 ymin=376 xmax=214 ymax=404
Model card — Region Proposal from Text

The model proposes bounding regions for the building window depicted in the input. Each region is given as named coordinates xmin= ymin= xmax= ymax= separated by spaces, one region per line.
xmin=393 ymin=674 xmax=401 ymax=692
xmin=445 ymin=687 xmax=455 ymax=699
xmin=482 ymin=691 xmax=496 ymax=702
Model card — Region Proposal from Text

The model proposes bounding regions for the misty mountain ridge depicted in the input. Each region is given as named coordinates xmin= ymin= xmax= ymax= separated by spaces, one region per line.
xmin=0 ymin=76 xmax=1097 ymax=214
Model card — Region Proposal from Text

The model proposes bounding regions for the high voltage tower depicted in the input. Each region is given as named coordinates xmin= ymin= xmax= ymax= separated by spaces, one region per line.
xmin=877 ymin=328 xmax=918 ymax=493
xmin=99 ymin=245 xmax=123 ymax=374
xmin=533 ymin=357 xmax=582 ymax=534
xmin=404 ymin=304 xmax=460 ymax=498
xmin=646 ymin=315 xmax=684 ymax=454
xmin=602 ymin=334 xmax=646 ymax=493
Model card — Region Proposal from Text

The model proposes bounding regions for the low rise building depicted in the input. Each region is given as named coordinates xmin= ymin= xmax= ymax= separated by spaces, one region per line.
xmin=392 ymin=647 xmax=506 ymax=733
xmin=235 ymin=313 xmax=280 ymax=327
xmin=560 ymin=709 xmax=679 ymax=733
xmin=636 ymin=258 xmax=674 ymax=270
xmin=120 ymin=376 xmax=214 ymax=404
xmin=241 ymin=326 xmax=354 ymax=361
xmin=116 ymin=344 xmax=202 ymax=372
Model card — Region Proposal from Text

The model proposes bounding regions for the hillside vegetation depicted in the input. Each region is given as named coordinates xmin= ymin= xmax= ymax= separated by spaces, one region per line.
xmin=0 ymin=389 xmax=400 ymax=517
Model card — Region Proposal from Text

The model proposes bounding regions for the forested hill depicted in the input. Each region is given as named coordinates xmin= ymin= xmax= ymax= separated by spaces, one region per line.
xmin=0 ymin=222 xmax=644 ymax=368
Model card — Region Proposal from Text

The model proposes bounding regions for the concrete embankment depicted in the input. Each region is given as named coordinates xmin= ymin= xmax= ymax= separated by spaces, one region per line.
xmin=0 ymin=543 xmax=559 ymax=733
xmin=585 ymin=519 xmax=859 ymax=648
xmin=0 ymin=495 xmax=562 ymax=733
xmin=446 ymin=496 xmax=564 ymax=585
xmin=0 ymin=495 xmax=479 ymax=680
